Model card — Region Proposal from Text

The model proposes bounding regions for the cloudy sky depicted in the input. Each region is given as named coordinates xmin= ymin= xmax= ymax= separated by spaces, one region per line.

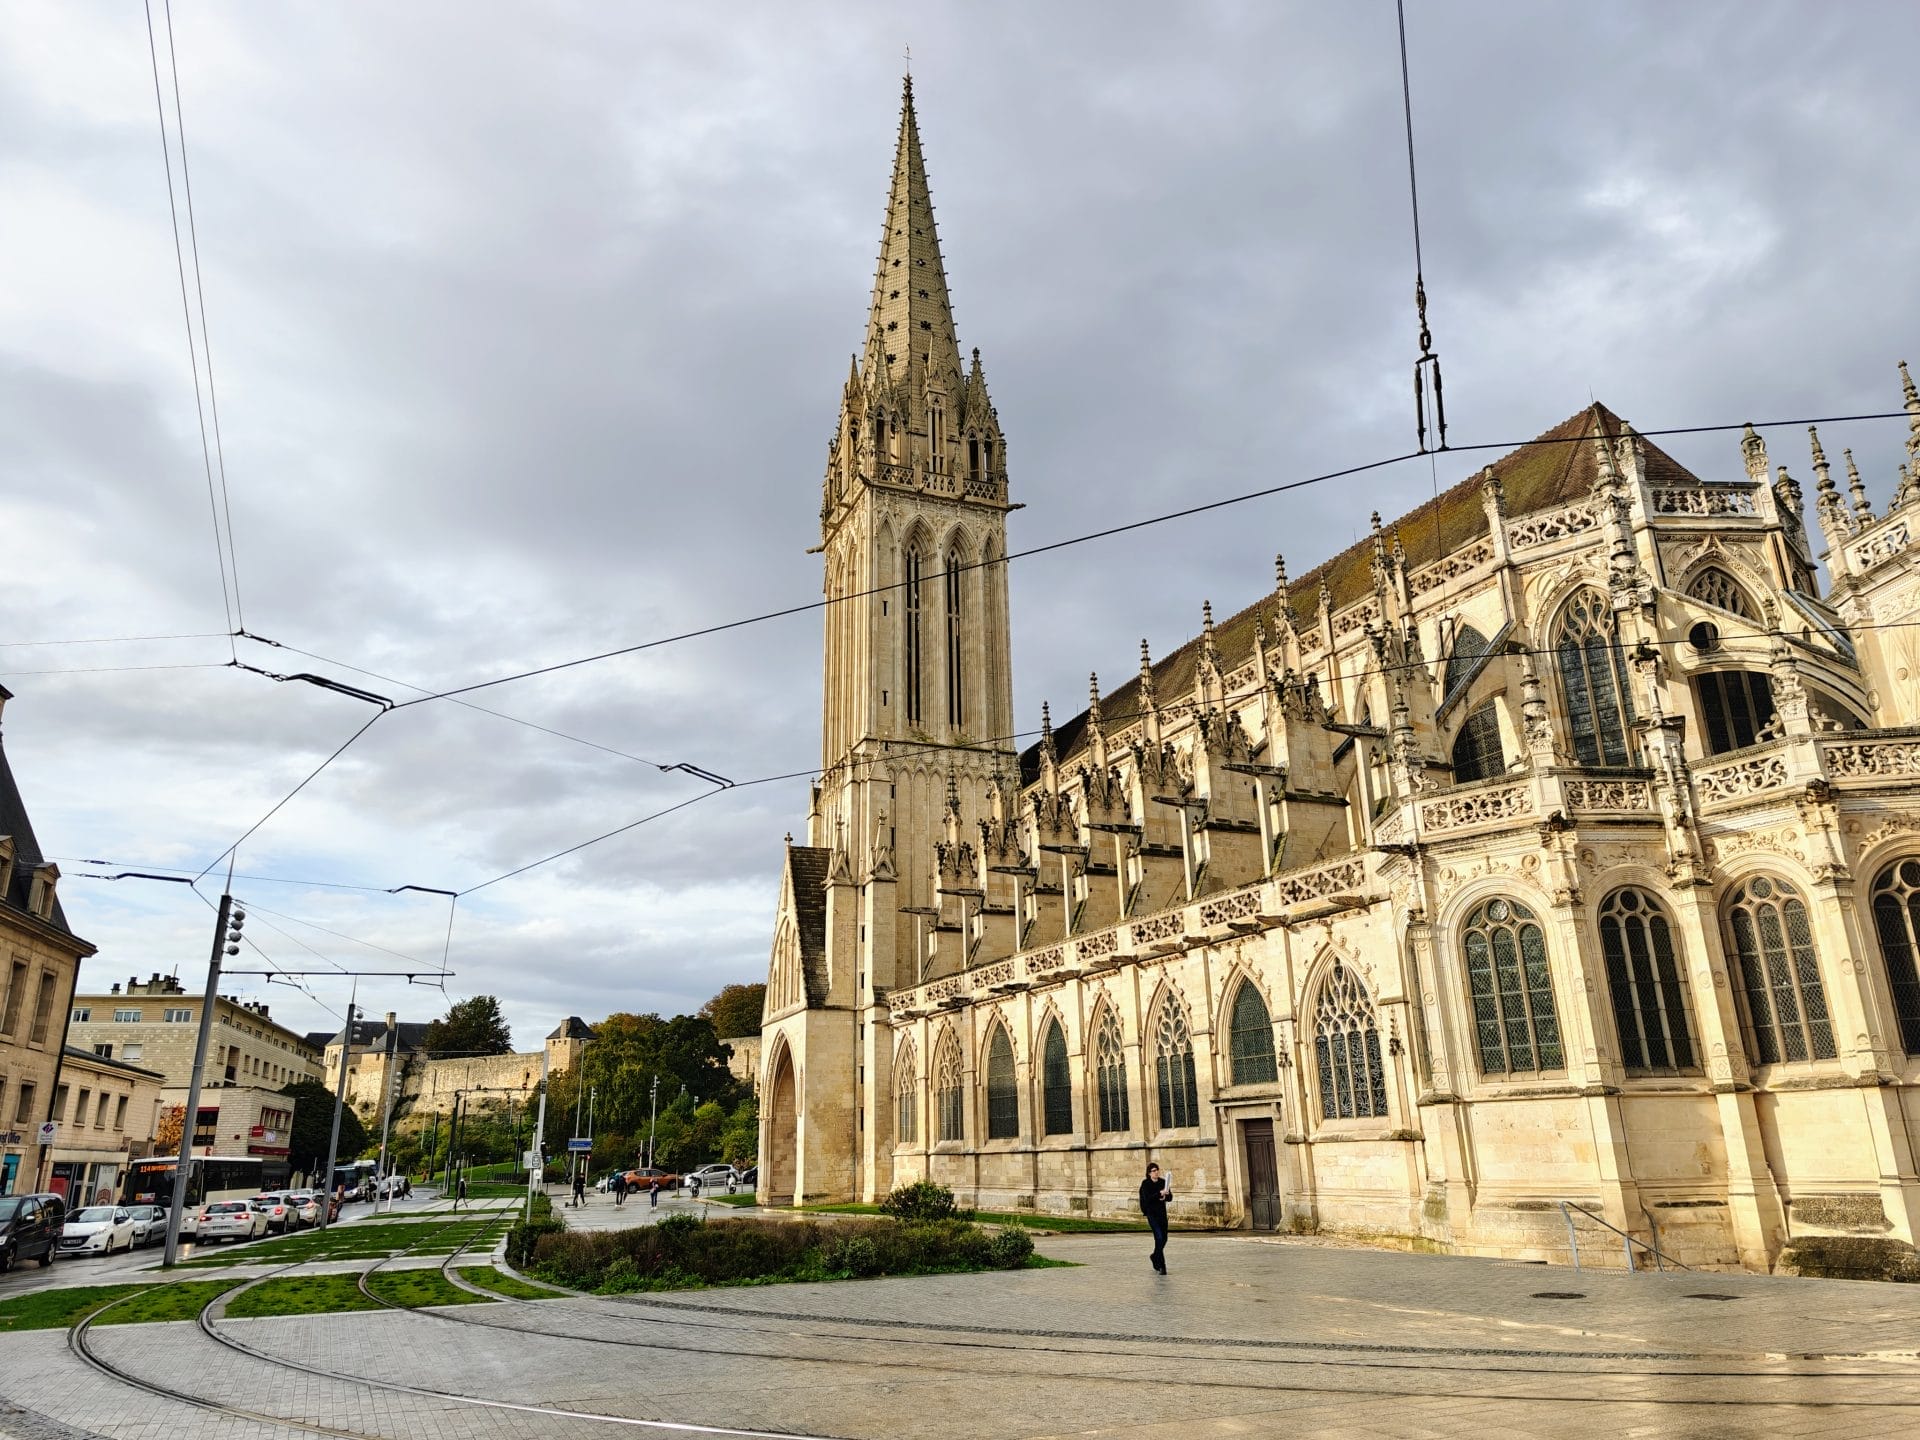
xmin=5 ymin=2 xmax=1919 ymax=1047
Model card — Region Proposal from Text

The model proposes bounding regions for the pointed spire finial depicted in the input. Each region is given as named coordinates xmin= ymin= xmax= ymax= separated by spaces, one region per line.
xmin=1808 ymin=425 xmax=1833 ymax=493
xmin=944 ymin=765 xmax=960 ymax=816
xmin=1139 ymin=639 xmax=1157 ymax=710
xmin=1845 ymin=447 xmax=1873 ymax=521
xmin=1038 ymin=700 xmax=1056 ymax=766
xmin=1902 ymin=358 xmax=1918 ymax=410
xmin=1274 ymin=553 xmax=1288 ymax=592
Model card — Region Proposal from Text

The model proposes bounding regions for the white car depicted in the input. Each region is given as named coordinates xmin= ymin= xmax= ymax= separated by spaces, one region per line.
xmin=196 ymin=1200 xmax=267 ymax=1243
xmin=687 ymin=1165 xmax=738 ymax=1190
xmin=250 ymin=1194 xmax=296 ymax=1231
xmin=125 ymin=1205 xmax=167 ymax=1246
xmin=59 ymin=1205 xmax=137 ymax=1257
xmin=285 ymin=1190 xmax=321 ymax=1227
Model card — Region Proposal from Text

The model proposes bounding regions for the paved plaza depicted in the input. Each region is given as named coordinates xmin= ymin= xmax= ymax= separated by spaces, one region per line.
xmin=5 ymin=1216 xmax=1920 ymax=1440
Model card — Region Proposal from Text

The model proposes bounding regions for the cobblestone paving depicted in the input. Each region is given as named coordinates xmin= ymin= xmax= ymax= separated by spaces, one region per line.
xmin=2 ymin=1232 xmax=1917 ymax=1440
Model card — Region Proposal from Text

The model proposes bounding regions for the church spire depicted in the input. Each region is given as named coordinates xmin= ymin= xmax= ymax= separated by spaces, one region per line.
xmin=864 ymin=75 xmax=964 ymax=392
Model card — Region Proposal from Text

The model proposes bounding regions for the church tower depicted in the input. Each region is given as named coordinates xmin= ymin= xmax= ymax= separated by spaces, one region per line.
xmin=759 ymin=77 xmax=1016 ymax=1204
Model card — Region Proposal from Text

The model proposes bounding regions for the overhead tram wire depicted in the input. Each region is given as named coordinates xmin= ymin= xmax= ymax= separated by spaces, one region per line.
xmin=0 ymin=631 xmax=231 ymax=648
xmin=142 ymin=0 xmax=237 ymax=661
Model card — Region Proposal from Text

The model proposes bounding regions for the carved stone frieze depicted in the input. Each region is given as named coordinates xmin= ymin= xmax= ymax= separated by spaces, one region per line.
xmin=1418 ymin=781 xmax=1532 ymax=832
xmin=1507 ymin=501 xmax=1597 ymax=549
xmin=1693 ymin=751 xmax=1791 ymax=808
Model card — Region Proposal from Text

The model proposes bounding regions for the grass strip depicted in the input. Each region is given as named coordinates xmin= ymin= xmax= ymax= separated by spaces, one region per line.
xmin=0 ymin=1284 xmax=139 ymax=1331
xmin=95 ymin=1279 xmax=244 ymax=1325
xmin=796 ymin=1202 xmax=1147 ymax=1233
xmin=364 ymin=1268 xmax=492 ymax=1308
xmin=224 ymin=1272 xmax=381 ymax=1318
xmin=455 ymin=1265 xmax=566 ymax=1299
xmin=707 ymin=1194 xmax=757 ymax=1207
xmin=180 ymin=1219 xmax=504 ymax=1268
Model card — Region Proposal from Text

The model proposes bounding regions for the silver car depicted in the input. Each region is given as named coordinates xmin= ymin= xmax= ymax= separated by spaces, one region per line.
xmin=125 ymin=1205 xmax=167 ymax=1246
xmin=196 ymin=1199 xmax=266 ymax=1243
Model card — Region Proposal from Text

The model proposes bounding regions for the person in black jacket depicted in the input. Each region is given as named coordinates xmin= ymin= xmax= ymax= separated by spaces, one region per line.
xmin=1139 ymin=1162 xmax=1171 ymax=1273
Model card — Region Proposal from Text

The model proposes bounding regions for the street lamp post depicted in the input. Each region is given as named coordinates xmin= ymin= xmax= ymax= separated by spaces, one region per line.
xmin=373 ymin=1011 xmax=397 ymax=1214
xmin=316 ymin=987 xmax=359 ymax=1232
xmin=647 ymin=1075 xmax=659 ymax=1171
xmin=161 ymin=893 xmax=245 ymax=1268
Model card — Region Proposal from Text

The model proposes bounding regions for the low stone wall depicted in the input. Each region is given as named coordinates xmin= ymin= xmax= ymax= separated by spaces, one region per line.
xmin=348 ymin=1050 xmax=551 ymax=1120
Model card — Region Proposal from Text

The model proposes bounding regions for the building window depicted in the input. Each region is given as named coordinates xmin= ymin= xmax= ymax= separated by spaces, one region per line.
xmin=53 ymin=1085 xmax=70 ymax=1123
xmin=71 ymin=1007 xmax=91 ymax=1023
xmin=1554 ymin=588 xmax=1635 ymax=766
xmin=2 ymin=960 xmax=25 ymax=1034
xmin=91 ymin=1043 xmax=112 ymax=1058
xmin=29 ymin=972 xmax=55 ymax=1045
xmin=1869 ymin=859 xmax=1920 ymax=1055
xmin=1598 ymin=888 xmax=1697 ymax=1072
xmin=113 ymin=1095 xmax=128 ymax=1131
xmin=1726 ymin=876 xmax=1836 ymax=1063
xmin=1687 ymin=566 xmax=1757 ymax=620
xmin=894 ymin=1042 xmax=917 ymax=1144
xmin=1094 ymin=1008 xmax=1130 ymax=1133
xmin=163 ymin=1008 xmax=193 ymax=1024
xmin=1313 ymin=963 xmax=1388 ymax=1119
xmin=1462 ymin=898 xmax=1564 ymax=1074
xmin=1153 ymin=995 xmax=1200 ymax=1131
xmin=984 ymin=1026 xmax=1018 ymax=1140
xmin=13 ymin=1082 xmax=36 ymax=1125
xmin=945 ymin=549 xmax=965 ymax=728
xmin=1450 ymin=701 xmax=1506 ymax=783
xmin=904 ymin=546 xmax=925 ymax=725
xmin=1443 ymin=624 xmax=1491 ymax=700
xmin=1227 ymin=980 xmax=1278 ymax=1086
xmin=123 ymin=1044 xmax=142 ymax=1062
xmin=1041 ymin=1019 xmax=1072 ymax=1135
xmin=74 ymin=1089 xmax=92 ymax=1125
xmin=94 ymin=1094 xmax=109 ymax=1128
xmin=934 ymin=1033 xmax=964 ymax=1142
xmin=1694 ymin=670 xmax=1775 ymax=755
xmin=113 ymin=1008 xmax=142 ymax=1024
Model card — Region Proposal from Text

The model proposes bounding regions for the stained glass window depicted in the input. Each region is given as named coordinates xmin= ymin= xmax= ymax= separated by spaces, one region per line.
xmin=935 ymin=1031 xmax=965 ymax=1141
xmin=985 ymin=1025 xmax=1018 ymax=1140
xmin=1687 ymin=567 xmax=1757 ymax=620
xmin=1725 ymin=876 xmax=1835 ymax=1063
xmin=1597 ymin=888 xmax=1697 ymax=1072
xmin=1154 ymin=996 xmax=1200 ymax=1130
xmin=1444 ymin=624 xmax=1491 ymax=700
xmin=1461 ymin=898 xmax=1564 ymax=1073
xmin=1042 ymin=1019 xmax=1073 ymax=1135
xmin=1095 ymin=1008 xmax=1130 ymax=1133
xmin=894 ymin=1040 xmax=917 ymax=1144
xmin=1870 ymin=860 xmax=1920 ymax=1056
xmin=904 ymin=545 xmax=925 ymax=724
xmin=1694 ymin=670 xmax=1775 ymax=755
xmin=1554 ymin=589 xmax=1635 ymax=766
xmin=1228 ymin=980 xmax=1279 ymax=1086
xmin=945 ymin=549 xmax=965 ymax=728
xmin=1313 ymin=963 xmax=1388 ymax=1119
xmin=1451 ymin=701 xmax=1506 ymax=783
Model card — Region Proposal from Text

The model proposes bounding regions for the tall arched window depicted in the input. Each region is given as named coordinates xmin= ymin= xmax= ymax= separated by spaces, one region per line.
xmin=934 ymin=1031 xmax=965 ymax=1141
xmin=945 ymin=547 xmax=965 ymax=728
xmin=1227 ymin=980 xmax=1278 ymax=1085
xmin=1461 ymin=898 xmax=1564 ymax=1073
xmin=1444 ymin=624 xmax=1491 ymax=699
xmin=894 ymin=1040 xmax=918 ymax=1145
xmin=1153 ymin=995 xmax=1200 ymax=1130
xmin=984 ymin=1025 xmax=1018 ymax=1140
xmin=1686 ymin=567 xmax=1757 ymax=620
xmin=1451 ymin=701 xmax=1506 ymax=783
xmin=1725 ymin=876 xmax=1836 ymax=1063
xmin=1094 ymin=1008 xmax=1130 ymax=1133
xmin=1694 ymin=670 xmax=1775 ymax=755
xmin=1313 ymin=963 xmax=1387 ymax=1119
xmin=904 ymin=544 xmax=925 ymax=725
xmin=1597 ymin=887 xmax=1696 ymax=1072
xmin=1041 ymin=1018 xmax=1073 ymax=1136
xmin=1554 ymin=589 xmax=1635 ymax=766
xmin=1870 ymin=860 xmax=1920 ymax=1055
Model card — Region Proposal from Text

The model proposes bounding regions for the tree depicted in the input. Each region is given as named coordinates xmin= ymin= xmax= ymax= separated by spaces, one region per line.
xmin=155 ymin=1104 xmax=185 ymax=1153
xmin=280 ymin=1079 xmax=369 ymax=1179
xmin=701 ymin=983 xmax=766 ymax=1040
xmin=423 ymin=995 xmax=513 ymax=1058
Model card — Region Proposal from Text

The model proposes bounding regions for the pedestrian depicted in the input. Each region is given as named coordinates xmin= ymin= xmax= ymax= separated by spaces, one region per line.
xmin=613 ymin=1172 xmax=626 ymax=1207
xmin=1139 ymin=1162 xmax=1172 ymax=1274
xmin=572 ymin=1168 xmax=586 ymax=1208
xmin=402 ymin=1177 xmax=411 ymax=1199
xmin=457 ymin=1175 xmax=468 ymax=1208
xmin=649 ymin=1178 xmax=660 ymax=1209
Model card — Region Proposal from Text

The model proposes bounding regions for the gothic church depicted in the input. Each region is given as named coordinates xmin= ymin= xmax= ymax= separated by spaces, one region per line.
xmin=758 ymin=78 xmax=1920 ymax=1272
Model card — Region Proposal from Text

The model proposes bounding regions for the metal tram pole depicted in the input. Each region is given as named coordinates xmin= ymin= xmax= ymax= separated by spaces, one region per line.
xmin=373 ymin=1012 xmax=397 ymax=1215
xmin=162 ymin=894 xmax=244 ymax=1268
xmin=315 ymin=987 xmax=358 ymax=1232
xmin=527 ymin=1049 xmax=550 ymax=1222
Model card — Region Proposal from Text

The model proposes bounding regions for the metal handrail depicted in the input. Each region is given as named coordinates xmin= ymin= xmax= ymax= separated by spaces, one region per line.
xmin=1558 ymin=1200 xmax=1690 ymax=1272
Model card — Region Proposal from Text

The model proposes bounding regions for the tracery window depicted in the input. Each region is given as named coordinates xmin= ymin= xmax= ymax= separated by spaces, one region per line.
xmin=1041 ymin=1018 xmax=1073 ymax=1136
xmin=1094 ymin=1008 xmax=1130 ymax=1134
xmin=1314 ymin=963 xmax=1388 ymax=1119
xmin=1694 ymin=670 xmax=1775 ymax=755
xmin=1450 ymin=700 xmax=1506 ymax=783
xmin=1153 ymin=994 xmax=1200 ymax=1130
xmin=1443 ymin=624 xmax=1491 ymax=699
xmin=984 ymin=1025 xmax=1018 ymax=1140
xmin=1686 ymin=567 xmax=1757 ymax=620
xmin=1553 ymin=588 xmax=1636 ymax=766
xmin=1461 ymin=898 xmax=1564 ymax=1073
xmin=1597 ymin=887 xmax=1697 ymax=1072
xmin=935 ymin=1031 xmax=965 ymax=1142
xmin=1724 ymin=876 xmax=1836 ymax=1063
xmin=1869 ymin=860 xmax=1920 ymax=1055
xmin=1227 ymin=979 xmax=1278 ymax=1086
xmin=904 ymin=544 xmax=925 ymax=725
xmin=945 ymin=548 xmax=965 ymax=728
xmin=895 ymin=1040 xmax=918 ymax=1145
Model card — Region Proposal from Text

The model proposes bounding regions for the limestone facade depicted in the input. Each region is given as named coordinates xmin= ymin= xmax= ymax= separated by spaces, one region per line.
xmin=758 ymin=79 xmax=1920 ymax=1273
xmin=46 ymin=1047 xmax=163 ymax=1205
xmin=70 ymin=977 xmax=321 ymax=1092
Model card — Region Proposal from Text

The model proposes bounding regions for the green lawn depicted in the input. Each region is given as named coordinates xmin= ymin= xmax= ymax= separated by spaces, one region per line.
xmin=180 ymin=1217 xmax=505 ymax=1268
xmin=364 ymin=1268 xmax=491 ymax=1308
xmin=455 ymin=1265 xmax=565 ymax=1299
xmin=707 ymin=1194 xmax=757 ymax=1207
xmin=795 ymin=1202 xmax=1147 ymax=1233
xmin=0 ymin=1284 xmax=139 ymax=1331
xmin=225 ymin=1272 xmax=382 ymax=1318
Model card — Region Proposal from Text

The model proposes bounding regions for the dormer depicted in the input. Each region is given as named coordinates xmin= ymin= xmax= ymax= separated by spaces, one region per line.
xmin=0 ymin=835 xmax=13 ymax=903
xmin=28 ymin=861 xmax=58 ymax=922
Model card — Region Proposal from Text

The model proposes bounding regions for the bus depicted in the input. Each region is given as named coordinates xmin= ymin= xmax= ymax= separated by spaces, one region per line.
xmin=330 ymin=1160 xmax=377 ymax=1199
xmin=121 ymin=1155 xmax=283 ymax=1209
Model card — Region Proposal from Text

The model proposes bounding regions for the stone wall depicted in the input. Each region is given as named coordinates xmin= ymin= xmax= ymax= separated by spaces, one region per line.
xmin=344 ymin=1049 xmax=554 ymax=1123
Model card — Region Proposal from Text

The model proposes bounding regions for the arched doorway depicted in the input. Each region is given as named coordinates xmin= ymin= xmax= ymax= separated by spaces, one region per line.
xmin=765 ymin=1042 xmax=797 ymax=1206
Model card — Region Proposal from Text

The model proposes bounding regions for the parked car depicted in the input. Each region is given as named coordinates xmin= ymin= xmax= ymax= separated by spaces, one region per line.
xmin=124 ymin=1205 xmax=167 ymax=1247
xmin=687 ymin=1165 xmax=737 ymax=1191
xmin=0 ymin=1193 xmax=64 ymax=1271
xmin=285 ymin=1190 xmax=321 ymax=1227
xmin=197 ymin=1200 xmax=267 ymax=1243
xmin=622 ymin=1167 xmax=681 ymax=1191
xmin=60 ymin=1205 xmax=137 ymax=1257
xmin=736 ymin=1166 xmax=758 ymax=1188
xmin=250 ymin=1194 xmax=296 ymax=1232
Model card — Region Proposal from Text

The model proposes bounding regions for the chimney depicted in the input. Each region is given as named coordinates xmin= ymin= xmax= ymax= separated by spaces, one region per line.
xmin=111 ymin=983 xmax=121 ymax=995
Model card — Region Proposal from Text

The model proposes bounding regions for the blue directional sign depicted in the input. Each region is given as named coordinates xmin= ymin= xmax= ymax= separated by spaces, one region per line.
xmin=567 ymin=1138 xmax=593 ymax=1152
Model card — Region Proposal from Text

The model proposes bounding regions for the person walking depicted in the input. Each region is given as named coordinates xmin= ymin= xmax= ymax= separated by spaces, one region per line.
xmin=1139 ymin=1162 xmax=1172 ymax=1274
xmin=612 ymin=1171 xmax=627 ymax=1207
xmin=572 ymin=1168 xmax=586 ymax=1208
xmin=649 ymin=1178 xmax=660 ymax=1209
xmin=457 ymin=1175 xmax=468 ymax=1208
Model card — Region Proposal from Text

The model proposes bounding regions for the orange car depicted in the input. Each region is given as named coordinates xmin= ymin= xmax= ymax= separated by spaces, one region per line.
xmin=621 ymin=1167 xmax=681 ymax=1191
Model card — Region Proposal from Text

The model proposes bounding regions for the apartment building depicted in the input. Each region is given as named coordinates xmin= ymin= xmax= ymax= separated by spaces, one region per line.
xmin=69 ymin=976 xmax=323 ymax=1090
xmin=46 ymin=1047 xmax=165 ymax=1204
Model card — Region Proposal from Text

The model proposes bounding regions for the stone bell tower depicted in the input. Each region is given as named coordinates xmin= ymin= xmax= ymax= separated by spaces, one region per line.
xmin=759 ymin=76 xmax=1017 ymax=1204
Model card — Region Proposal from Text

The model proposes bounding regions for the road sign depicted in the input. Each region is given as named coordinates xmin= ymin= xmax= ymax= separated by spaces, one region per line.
xmin=567 ymin=1138 xmax=592 ymax=1152
xmin=36 ymin=1121 xmax=57 ymax=1146
xmin=522 ymin=1150 xmax=541 ymax=1168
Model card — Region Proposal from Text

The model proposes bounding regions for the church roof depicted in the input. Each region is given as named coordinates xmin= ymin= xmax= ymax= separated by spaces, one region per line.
xmin=862 ymin=76 xmax=966 ymax=394
xmin=1031 ymin=404 xmax=1704 ymax=774
xmin=785 ymin=844 xmax=832 ymax=1007
xmin=0 ymin=685 xmax=79 ymax=938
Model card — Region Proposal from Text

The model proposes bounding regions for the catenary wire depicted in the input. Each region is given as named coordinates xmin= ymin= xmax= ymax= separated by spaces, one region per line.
xmin=192 ymin=710 xmax=384 ymax=883
xmin=0 ymin=631 xmax=230 ymax=648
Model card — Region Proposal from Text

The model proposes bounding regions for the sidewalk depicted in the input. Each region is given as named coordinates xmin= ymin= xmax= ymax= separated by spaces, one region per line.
xmin=550 ymin=1182 xmax=761 ymax=1231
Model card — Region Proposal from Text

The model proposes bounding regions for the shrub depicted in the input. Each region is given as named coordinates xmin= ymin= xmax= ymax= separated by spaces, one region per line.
xmin=506 ymin=1192 xmax=564 ymax=1268
xmin=987 ymin=1227 xmax=1035 ymax=1269
xmin=824 ymin=1233 xmax=883 ymax=1278
xmin=880 ymin=1180 xmax=965 ymax=1223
